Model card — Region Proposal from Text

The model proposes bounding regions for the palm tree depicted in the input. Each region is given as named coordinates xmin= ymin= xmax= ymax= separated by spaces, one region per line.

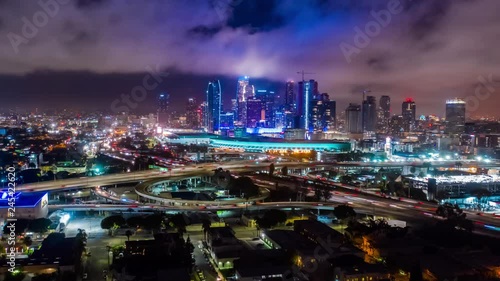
xmin=125 ymin=230 xmax=133 ymax=241
xmin=201 ymin=219 xmax=211 ymax=241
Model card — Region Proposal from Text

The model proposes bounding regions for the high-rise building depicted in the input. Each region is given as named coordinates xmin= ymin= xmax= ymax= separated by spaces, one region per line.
xmin=390 ymin=115 xmax=405 ymax=136
xmin=185 ymin=98 xmax=199 ymax=128
xmin=206 ymin=80 xmax=222 ymax=132
xmin=445 ymin=98 xmax=466 ymax=134
xmin=231 ymin=99 xmax=238 ymax=116
xmin=157 ymin=93 xmax=170 ymax=125
xmin=220 ymin=112 xmax=235 ymax=130
xmin=297 ymin=79 xmax=319 ymax=131
xmin=311 ymin=93 xmax=336 ymax=132
xmin=201 ymin=102 xmax=209 ymax=130
xmin=236 ymin=76 xmax=253 ymax=126
xmin=285 ymin=81 xmax=295 ymax=112
xmin=362 ymin=96 xmax=377 ymax=132
xmin=345 ymin=103 xmax=362 ymax=133
xmin=378 ymin=95 xmax=390 ymax=132
xmin=246 ymin=98 xmax=263 ymax=128
xmin=255 ymin=89 xmax=275 ymax=128
xmin=402 ymin=98 xmax=416 ymax=132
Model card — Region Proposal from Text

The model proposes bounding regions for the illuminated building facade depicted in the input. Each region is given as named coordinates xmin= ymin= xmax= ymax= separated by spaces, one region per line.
xmin=402 ymin=98 xmax=416 ymax=132
xmin=157 ymin=93 xmax=170 ymax=125
xmin=445 ymin=98 xmax=466 ymax=135
xmin=206 ymin=80 xmax=222 ymax=132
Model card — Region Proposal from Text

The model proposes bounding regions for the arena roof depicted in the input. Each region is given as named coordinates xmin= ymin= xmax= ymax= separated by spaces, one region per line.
xmin=210 ymin=138 xmax=351 ymax=152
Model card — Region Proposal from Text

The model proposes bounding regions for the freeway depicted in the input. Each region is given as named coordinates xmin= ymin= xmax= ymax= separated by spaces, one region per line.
xmin=18 ymin=159 xmax=500 ymax=237
xmin=16 ymin=161 xmax=308 ymax=192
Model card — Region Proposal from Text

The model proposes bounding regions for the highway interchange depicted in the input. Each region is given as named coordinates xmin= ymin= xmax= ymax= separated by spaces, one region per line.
xmin=14 ymin=159 xmax=500 ymax=237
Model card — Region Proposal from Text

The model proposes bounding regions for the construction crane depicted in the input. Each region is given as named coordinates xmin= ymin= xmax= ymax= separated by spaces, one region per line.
xmin=297 ymin=71 xmax=316 ymax=81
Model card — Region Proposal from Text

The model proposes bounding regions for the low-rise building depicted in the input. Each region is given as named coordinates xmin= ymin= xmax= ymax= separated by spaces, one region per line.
xmin=294 ymin=219 xmax=364 ymax=259
xmin=0 ymin=192 xmax=48 ymax=221
xmin=234 ymin=250 xmax=293 ymax=281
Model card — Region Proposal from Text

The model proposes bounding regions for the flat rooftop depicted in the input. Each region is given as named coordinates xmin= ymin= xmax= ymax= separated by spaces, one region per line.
xmin=0 ymin=192 xmax=47 ymax=208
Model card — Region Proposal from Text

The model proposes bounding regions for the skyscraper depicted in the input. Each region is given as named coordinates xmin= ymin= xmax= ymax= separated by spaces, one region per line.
xmin=201 ymin=101 xmax=209 ymax=130
xmin=206 ymin=80 xmax=222 ymax=132
xmin=345 ymin=103 xmax=362 ymax=133
xmin=185 ymin=98 xmax=198 ymax=128
xmin=157 ymin=93 xmax=170 ymax=125
xmin=246 ymin=98 xmax=263 ymax=128
xmin=378 ymin=95 xmax=391 ymax=132
xmin=236 ymin=76 xmax=253 ymax=126
xmin=220 ymin=112 xmax=235 ymax=130
xmin=445 ymin=98 xmax=466 ymax=134
xmin=255 ymin=89 xmax=275 ymax=128
xmin=297 ymin=79 xmax=318 ymax=131
xmin=285 ymin=81 xmax=295 ymax=112
xmin=362 ymin=96 xmax=377 ymax=132
xmin=311 ymin=93 xmax=336 ymax=132
xmin=402 ymin=98 xmax=416 ymax=132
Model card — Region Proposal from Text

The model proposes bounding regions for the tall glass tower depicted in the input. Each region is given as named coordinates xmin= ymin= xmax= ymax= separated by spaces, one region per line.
xmin=445 ymin=98 xmax=466 ymax=134
xmin=206 ymin=80 xmax=222 ymax=132
xmin=157 ymin=93 xmax=170 ymax=125
xmin=402 ymin=98 xmax=416 ymax=132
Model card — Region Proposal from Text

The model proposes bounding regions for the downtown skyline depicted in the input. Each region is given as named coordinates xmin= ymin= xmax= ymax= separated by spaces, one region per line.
xmin=0 ymin=0 xmax=499 ymax=116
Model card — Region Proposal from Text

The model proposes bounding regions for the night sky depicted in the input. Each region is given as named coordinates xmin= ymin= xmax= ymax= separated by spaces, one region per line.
xmin=0 ymin=0 xmax=499 ymax=116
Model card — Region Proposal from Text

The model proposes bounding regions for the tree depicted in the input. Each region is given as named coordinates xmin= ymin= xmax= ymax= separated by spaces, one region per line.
xmin=126 ymin=216 xmax=144 ymax=228
xmin=28 ymin=218 xmax=52 ymax=233
xmin=264 ymin=209 xmax=287 ymax=226
xmin=4 ymin=270 xmax=26 ymax=281
xmin=281 ymin=166 xmax=288 ymax=176
xmin=409 ymin=261 xmax=423 ymax=281
xmin=101 ymin=215 xmax=126 ymax=235
xmin=23 ymin=236 xmax=33 ymax=248
xmin=143 ymin=214 xmax=163 ymax=233
xmin=125 ymin=230 xmax=133 ymax=241
xmin=170 ymin=213 xmax=188 ymax=235
xmin=333 ymin=205 xmax=356 ymax=222
xmin=201 ymin=218 xmax=211 ymax=241
xmin=228 ymin=176 xmax=260 ymax=200
xmin=269 ymin=163 xmax=275 ymax=176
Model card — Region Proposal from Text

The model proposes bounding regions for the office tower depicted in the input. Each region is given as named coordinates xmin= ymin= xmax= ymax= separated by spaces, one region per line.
xmin=285 ymin=81 xmax=295 ymax=112
xmin=201 ymin=102 xmax=209 ymax=130
xmin=362 ymin=96 xmax=377 ymax=132
xmin=390 ymin=115 xmax=405 ymax=136
xmin=157 ymin=93 xmax=170 ymax=125
xmin=206 ymin=80 xmax=222 ymax=132
xmin=236 ymin=76 xmax=253 ymax=125
xmin=378 ymin=95 xmax=390 ymax=132
xmin=185 ymin=98 xmax=199 ymax=128
xmin=231 ymin=99 xmax=238 ymax=115
xmin=255 ymin=89 xmax=275 ymax=127
xmin=311 ymin=93 xmax=336 ymax=132
xmin=402 ymin=98 xmax=416 ymax=132
xmin=345 ymin=103 xmax=362 ymax=133
xmin=220 ymin=112 xmax=235 ymax=130
xmin=246 ymin=98 xmax=263 ymax=128
xmin=297 ymin=79 xmax=319 ymax=131
xmin=445 ymin=98 xmax=466 ymax=134
xmin=324 ymin=99 xmax=336 ymax=131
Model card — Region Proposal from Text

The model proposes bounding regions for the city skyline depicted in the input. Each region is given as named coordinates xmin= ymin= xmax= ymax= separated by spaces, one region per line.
xmin=0 ymin=0 xmax=499 ymax=116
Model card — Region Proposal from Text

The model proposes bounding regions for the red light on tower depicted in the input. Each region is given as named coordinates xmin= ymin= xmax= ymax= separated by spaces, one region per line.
xmin=404 ymin=98 xmax=414 ymax=103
